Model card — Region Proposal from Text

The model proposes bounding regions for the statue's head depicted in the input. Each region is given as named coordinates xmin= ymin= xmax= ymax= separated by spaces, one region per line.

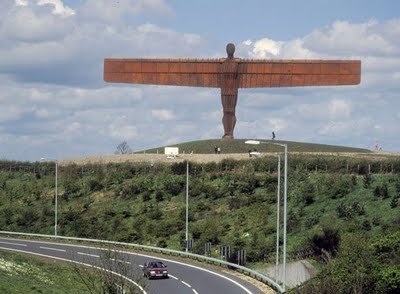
xmin=226 ymin=43 xmax=235 ymax=58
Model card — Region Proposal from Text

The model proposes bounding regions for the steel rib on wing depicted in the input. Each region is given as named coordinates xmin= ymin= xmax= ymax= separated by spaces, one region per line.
xmin=104 ymin=58 xmax=361 ymax=88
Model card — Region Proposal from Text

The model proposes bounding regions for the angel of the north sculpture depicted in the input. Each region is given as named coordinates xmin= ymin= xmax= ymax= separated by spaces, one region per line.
xmin=104 ymin=43 xmax=361 ymax=140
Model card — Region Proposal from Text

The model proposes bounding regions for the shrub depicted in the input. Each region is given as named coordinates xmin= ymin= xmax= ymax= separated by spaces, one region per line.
xmin=363 ymin=173 xmax=372 ymax=188
xmin=336 ymin=202 xmax=351 ymax=219
xmin=381 ymin=183 xmax=390 ymax=199
xmin=376 ymin=266 xmax=400 ymax=294
xmin=308 ymin=227 xmax=340 ymax=258
xmin=372 ymin=216 xmax=382 ymax=226
xmin=390 ymin=197 xmax=398 ymax=208
xmin=85 ymin=177 xmax=103 ymax=192
xmin=374 ymin=186 xmax=381 ymax=197
xmin=362 ymin=220 xmax=371 ymax=231
xmin=351 ymin=201 xmax=365 ymax=215
xmin=323 ymin=175 xmax=354 ymax=199
xmin=371 ymin=231 xmax=400 ymax=260
xmin=304 ymin=215 xmax=320 ymax=229
xmin=302 ymin=182 xmax=316 ymax=205
xmin=336 ymin=201 xmax=365 ymax=219
xmin=155 ymin=190 xmax=164 ymax=202
xmin=142 ymin=192 xmax=151 ymax=202
xmin=121 ymin=180 xmax=140 ymax=199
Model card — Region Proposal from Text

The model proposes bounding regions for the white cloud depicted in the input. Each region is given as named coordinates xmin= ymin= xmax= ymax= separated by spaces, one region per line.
xmin=108 ymin=125 xmax=138 ymax=140
xmin=1 ymin=7 xmax=73 ymax=42
xmin=151 ymin=109 xmax=175 ymax=121
xmin=0 ymin=3 xmax=203 ymax=84
xmin=267 ymin=118 xmax=288 ymax=132
xmin=303 ymin=20 xmax=399 ymax=57
xmin=0 ymin=105 xmax=25 ymax=122
xmin=240 ymin=38 xmax=283 ymax=58
xmin=33 ymin=107 xmax=50 ymax=118
xmin=15 ymin=0 xmax=28 ymax=6
xmin=241 ymin=19 xmax=400 ymax=63
xmin=14 ymin=0 xmax=75 ymax=17
xmin=318 ymin=118 xmax=374 ymax=137
xmin=328 ymin=99 xmax=351 ymax=120
xmin=37 ymin=0 xmax=75 ymax=17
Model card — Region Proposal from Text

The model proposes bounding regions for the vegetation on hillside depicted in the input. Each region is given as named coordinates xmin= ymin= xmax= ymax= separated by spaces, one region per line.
xmin=0 ymin=156 xmax=399 ymax=293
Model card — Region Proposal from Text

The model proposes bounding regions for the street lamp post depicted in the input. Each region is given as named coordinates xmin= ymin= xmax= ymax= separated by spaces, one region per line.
xmin=41 ymin=158 xmax=58 ymax=236
xmin=185 ymin=160 xmax=189 ymax=253
xmin=275 ymin=154 xmax=281 ymax=284
xmin=245 ymin=140 xmax=288 ymax=292
xmin=282 ymin=143 xmax=288 ymax=293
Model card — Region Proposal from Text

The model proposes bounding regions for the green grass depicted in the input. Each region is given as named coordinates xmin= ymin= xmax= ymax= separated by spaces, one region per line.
xmin=0 ymin=250 xmax=95 ymax=293
xmin=137 ymin=138 xmax=371 ymax=154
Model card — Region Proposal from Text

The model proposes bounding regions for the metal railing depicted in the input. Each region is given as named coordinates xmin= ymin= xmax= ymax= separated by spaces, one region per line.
xmin=0 ymin=230 xmax=284 ymax=293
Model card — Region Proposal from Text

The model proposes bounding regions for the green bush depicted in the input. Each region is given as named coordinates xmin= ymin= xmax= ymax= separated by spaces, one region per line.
xmin=363 ymin=173 xmax=373 ymax=188
xmin=390 ymin=197 xmax=398 ymax=208
xmin=336 ymin=201 xmax=365 ymax=219
xmin=376 ymin=266 xmax=400 ymax=293
xmin=323 ymin=174 xmax=354 ymax=199
xmin=308 ymin=227 xmax=340 ymax=258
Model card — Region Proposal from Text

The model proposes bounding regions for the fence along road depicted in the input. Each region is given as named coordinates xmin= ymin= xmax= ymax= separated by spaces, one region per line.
xmin=0 ymin=235 xmax=269 ymax=294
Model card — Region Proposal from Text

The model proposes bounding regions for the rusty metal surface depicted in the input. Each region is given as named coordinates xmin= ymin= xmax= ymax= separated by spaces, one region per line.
xmin=104 ymin=59 xmax=360 ymax=88
xmin=104 ymin=43 xmax=361 ymax=139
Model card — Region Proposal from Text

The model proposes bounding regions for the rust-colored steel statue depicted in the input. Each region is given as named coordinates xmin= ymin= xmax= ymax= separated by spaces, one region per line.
xmin=104 ymin=43 xmax=361 ymax=140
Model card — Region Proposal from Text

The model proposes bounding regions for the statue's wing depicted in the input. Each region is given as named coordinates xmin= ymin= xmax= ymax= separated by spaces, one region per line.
xmin=238 ymin=60 xmax=361 ymax=88
xmin=104 ymin=58 xmax=222 ymax=88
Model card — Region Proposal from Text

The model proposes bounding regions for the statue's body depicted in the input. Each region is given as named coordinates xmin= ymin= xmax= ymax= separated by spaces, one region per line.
xmin=104 ymin=43 xmax=361 ymax=139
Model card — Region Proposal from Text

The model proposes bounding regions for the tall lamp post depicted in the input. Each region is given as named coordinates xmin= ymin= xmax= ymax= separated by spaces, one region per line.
xmin=41 ymin=158 xmax=58 ymax=236
xmin=245 ymin=140 xmax=288 ymax=292
xmin=185 ymin=160 xmax=189 ymax=253
xmin=273 ymin=154 xmax=281 ymax=284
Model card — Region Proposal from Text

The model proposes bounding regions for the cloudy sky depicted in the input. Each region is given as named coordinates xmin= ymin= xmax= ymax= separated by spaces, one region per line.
xmin=1 ymin=0 xmax=400 ymax=161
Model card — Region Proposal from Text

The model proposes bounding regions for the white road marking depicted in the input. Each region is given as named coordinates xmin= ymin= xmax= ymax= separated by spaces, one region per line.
xmin=0 ymin=241 xmax=27 ymax=247
xmin=169 ymin=274 xmax=178 ymax=280
xmin=77 ymin=252 xmax=99 ymax=258
xmin=192 ymin=289 xmax=199 ymax=294
xmin=182 ymin=281 xmax=191 ymax=288
xmin=0 ymin=246 xmax=147 ymax=294
xmin=110 ymin=258 xmax=130 ymax=264
xmin=40 ymin=246 xmax=66 ymax=252
xmin=138 ymin=265 xmax=144 ymax=268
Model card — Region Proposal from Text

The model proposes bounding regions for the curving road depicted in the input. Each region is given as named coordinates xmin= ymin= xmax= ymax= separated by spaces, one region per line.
xmin=0 ymin=237 xmax=266 ymax=294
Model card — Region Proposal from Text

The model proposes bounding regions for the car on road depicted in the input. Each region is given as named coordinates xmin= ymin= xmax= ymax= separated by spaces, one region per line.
xmin=142 ymin=261 xmax=168 ymax=279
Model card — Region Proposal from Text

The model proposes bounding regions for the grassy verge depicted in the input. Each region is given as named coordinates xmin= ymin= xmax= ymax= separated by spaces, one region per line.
xmin=0 ymin=249 xmax=96 ymax=293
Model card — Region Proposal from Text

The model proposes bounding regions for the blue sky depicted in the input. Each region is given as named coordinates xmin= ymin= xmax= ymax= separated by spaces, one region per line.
xmin=1 ymin=0 xmax=400 ymax=160
xmin=166 ymin=0 xmax=400 ymax=41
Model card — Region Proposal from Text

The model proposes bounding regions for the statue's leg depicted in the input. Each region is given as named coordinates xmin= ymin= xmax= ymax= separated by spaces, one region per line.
xmin=221 ymin=91 xmax=238 ymax=140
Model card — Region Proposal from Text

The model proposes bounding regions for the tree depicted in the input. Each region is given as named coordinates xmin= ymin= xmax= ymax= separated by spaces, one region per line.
xmin=115 ymin=141 xmax=132 ymax=154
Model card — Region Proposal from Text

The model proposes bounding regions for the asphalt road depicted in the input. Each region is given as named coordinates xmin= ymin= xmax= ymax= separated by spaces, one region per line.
xmin=0 ymin=237 xmax=265 ymax=294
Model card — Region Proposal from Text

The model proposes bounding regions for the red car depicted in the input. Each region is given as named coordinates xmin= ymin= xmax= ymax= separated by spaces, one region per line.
xmin=142 ymin=261 xmax=168 ymax=279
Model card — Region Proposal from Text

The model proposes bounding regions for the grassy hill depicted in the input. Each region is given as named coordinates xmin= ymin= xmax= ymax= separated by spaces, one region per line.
xmin=136 ymin=139 xmax=372 ymax=154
